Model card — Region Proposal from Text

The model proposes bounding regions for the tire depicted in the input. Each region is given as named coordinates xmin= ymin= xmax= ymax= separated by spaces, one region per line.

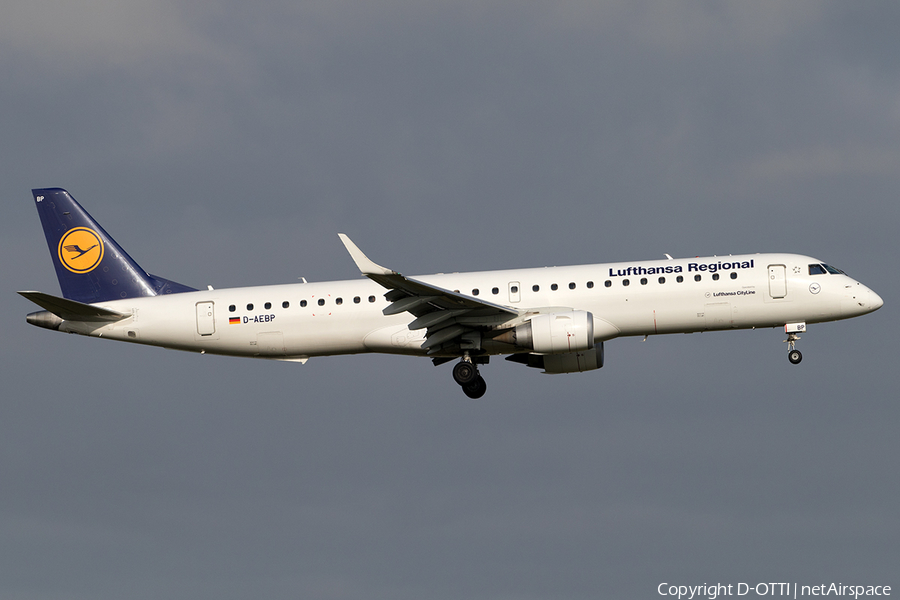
xmin=462 ymin=376 xmax=487 ymax=399
xmin=788 ymin=349 xmax=802 ymax=365
xmin=452 ymin=361 xmax=478 ymax=385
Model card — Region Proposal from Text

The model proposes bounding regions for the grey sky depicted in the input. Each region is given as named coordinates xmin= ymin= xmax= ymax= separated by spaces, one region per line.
xmin=2 ymin=1 xmax=897 ymax=598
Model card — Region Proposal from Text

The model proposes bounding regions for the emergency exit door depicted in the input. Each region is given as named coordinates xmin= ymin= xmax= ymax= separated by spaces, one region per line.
xmin=508 ymin=281 xmax=521 ymax=303
xmin=196 ymin=301 xmax=215 ymax=336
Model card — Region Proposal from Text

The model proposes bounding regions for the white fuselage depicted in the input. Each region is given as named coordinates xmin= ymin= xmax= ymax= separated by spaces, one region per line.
xmin=55 ymin=253 xmax=882 ymax=362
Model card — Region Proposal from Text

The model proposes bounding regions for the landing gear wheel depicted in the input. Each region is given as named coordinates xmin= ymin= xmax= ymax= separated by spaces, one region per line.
xmin=462 ymin=375 xmax=487 ymax=399
xmin=784 ymin=331 xmax=803 ymax=365
xmin=452 ymin=361 xmax=478 ymax=385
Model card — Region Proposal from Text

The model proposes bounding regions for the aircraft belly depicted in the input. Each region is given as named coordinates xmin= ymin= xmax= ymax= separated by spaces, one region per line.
xmin=595 ymin=288 xmax=794 ymax=336
xmin=282 ymin=328 xmax=369 ymax=356
xmin=363 ymin=324 xmax=428 ymax=355
xmin=599 ymin=301 xmax=660 ymax=336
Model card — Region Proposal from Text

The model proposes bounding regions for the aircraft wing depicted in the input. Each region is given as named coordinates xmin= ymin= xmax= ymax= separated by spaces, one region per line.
xmin=339 ymin=234 xmax=521 ymax=354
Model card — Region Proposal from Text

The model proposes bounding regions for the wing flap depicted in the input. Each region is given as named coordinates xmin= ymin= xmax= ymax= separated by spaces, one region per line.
xmin=408 ymin=309 xmax=469 ymax=330
xmin=422 ymin=324 xmax=467 ymax=349
xmin=382 ymin=295 xmax=440 ymax=316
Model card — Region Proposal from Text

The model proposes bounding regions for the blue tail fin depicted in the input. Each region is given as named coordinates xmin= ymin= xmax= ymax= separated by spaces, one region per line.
xmin=32 ymin=188 xmax=196 ymax=303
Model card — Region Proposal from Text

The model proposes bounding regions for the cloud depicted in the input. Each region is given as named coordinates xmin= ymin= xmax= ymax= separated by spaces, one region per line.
xmin=1 ymin=0 xmax=206 ymax=70
xmin=743 ymin=144 xmax=900 ymax=180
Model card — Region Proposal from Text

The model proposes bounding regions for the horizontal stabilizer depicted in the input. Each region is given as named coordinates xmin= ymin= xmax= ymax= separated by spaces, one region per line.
xmin=18 ymin=291 xmax=129 ymax=322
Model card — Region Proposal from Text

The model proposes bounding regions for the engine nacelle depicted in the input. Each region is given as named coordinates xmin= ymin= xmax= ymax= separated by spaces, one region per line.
xmin=505 ymin=342 xmax=605 ymax=374
xmin=544 ymin=343 xmax=604 ymax=373
xmin=509 ymin=310 xmax=594 ymax=354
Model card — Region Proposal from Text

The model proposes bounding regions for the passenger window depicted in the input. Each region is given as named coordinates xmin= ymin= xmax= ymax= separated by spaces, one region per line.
xmin=510 ymin=285 xmax=519 ymax=293
xmin=282 ymin=301 xmax=289 ymax=308
xmin=300 ymin=300 xmax=307 ymax=307
xmin=335 ymin=298 xmax=342 ymax=305
xmin=318 ymin=298 xmax=325 ymax=306
xmin=677 ymin=276 xmax=684 ymax=283
xmin=658 ymin=277 xmax=665 ymax=284
xmin=551 ymin=284 xmax=558 ymax=291
xmin=247 ymin=303 xmax=254 ymax=310
xmin=730 ymin=272 xmax=737 ymax=280
xmin=368 ymin=296 xmax=376 ymax=303
xmin=264 ymin=302 xmax=272 ymax=309
xmin=532 ymin=284 xmax=540 ymax=292
xmin=586 ymin=281 xmax=594 ymax=289
xmin=472 ymin=289 xmax=479 ymax=296
xmin=712 ymin=273 xmax=719 ymax=281
xmin=492 ymin=287 xmax=499 ymax=295
xmin=605 ymin=280 xmax=612 ymax=288
xmin=640 ymin=278 xmax=647 ymax=285
xmin=694 ymin=275 xmax=702 ymax=282
xmin=568 ymin=282 xmax=576 ymax=290
xmin=353 ymin=296 xmax=360 ymax=304
xmin=809 ymin=264 xmax=827 ymax=275
xmin=623 ymin=279 xmax=630 ymax=287
xmin=229 ymin=305 xmax=236 ymax=312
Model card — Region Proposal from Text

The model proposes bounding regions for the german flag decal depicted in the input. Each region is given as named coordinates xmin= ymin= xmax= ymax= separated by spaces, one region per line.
xmin=229 ymin=317 xmax=241 ymax=325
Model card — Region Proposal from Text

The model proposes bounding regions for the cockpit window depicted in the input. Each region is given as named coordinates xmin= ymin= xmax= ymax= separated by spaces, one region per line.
xmin=809 ymin=263 xmax=846 ymax=275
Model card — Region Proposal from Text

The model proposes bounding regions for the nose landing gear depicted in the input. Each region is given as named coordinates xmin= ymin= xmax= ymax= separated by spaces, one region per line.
xmin=452 ymin=356 xmax=488 ymax=398
xmin=783 ymin=322 xmax=805 ymax=365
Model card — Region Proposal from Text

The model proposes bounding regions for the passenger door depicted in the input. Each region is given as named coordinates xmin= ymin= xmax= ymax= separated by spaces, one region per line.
xmin=768 ymin=265 xmax=787 ymax=299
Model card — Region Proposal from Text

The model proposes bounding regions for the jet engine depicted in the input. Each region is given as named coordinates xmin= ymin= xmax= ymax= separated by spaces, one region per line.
xmin=498 ymin=310 xmax=594 ymax=354
xmin=505 ymin=342 xmax=605 ymax=373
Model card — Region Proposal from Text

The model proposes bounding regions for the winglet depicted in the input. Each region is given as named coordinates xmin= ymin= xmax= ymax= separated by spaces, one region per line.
xmin=338 ymin=234 xmax=396 ymax=276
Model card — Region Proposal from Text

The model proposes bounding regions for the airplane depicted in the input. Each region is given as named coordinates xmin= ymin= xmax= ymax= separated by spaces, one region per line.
xmin=20 ymin=188 xmax=883 ymax=398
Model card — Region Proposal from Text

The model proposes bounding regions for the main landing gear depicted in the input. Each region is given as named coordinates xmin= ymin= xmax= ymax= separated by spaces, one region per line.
xmin=452 ymin=357 xmax=487 ymax=399
xmin=783 ymin=322 xmax=805 ymax=365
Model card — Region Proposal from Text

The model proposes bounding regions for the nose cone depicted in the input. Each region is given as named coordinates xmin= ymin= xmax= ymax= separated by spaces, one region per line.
xmin=841 ymin=283 xmax=884 ymax=318
xmin=869 ymin=289 xmax=884 ymax=311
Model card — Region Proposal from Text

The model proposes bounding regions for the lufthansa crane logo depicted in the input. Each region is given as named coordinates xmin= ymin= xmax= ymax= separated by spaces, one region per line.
xmin=58 ymin=227 xmax=104 ymax=273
